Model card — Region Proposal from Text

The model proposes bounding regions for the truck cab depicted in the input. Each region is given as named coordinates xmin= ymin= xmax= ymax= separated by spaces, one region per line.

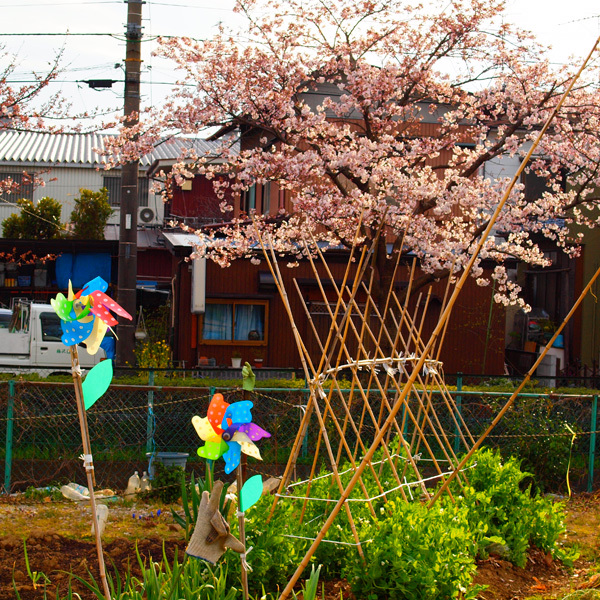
xmin=0 ymin=301 xmax=105 ymax=373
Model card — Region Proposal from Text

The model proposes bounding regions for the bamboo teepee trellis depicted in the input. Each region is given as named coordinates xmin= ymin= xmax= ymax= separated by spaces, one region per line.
xmin=252 ymin=35 xmax=600 ymax=600
xmin=257 ymin=222 xmax=475 ymax=515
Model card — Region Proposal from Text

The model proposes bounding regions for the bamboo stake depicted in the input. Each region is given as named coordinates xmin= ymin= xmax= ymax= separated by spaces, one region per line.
xmin=306 ymin=236 xmax=409 ymax=474
xmin=291 ymin=279 xmax=386 ymax=519
xmin=256 ymin=233 xmax=366 ymax=555
xmin=388 ymin=289 xmax=475 ymax=450
xmin=236 ymin=465 xmax=249 ymax=600
xmin=297 ymin=240 xmax=395 ymax=493
xmin=336 ymin=287 xmax=452 ymax=491
xmin=70 ymin=347 xmax=111 ymax=600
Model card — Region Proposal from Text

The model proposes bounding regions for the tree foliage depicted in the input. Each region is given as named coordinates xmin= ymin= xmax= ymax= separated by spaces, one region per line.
xmin=2 ymin=197 xmax=63 ymax=239
xmin=69 ymin=187 xmax=113 ymax=240
xmin=109 ymin=0 xmax=600 ymax=307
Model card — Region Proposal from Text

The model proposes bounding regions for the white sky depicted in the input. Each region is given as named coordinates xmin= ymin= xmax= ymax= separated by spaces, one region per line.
xmin=1 ymin=0 xmax=599 ymax=128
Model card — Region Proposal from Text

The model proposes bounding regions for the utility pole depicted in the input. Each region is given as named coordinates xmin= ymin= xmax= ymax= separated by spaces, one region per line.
xmin=116 ymin=0 xmax=143 ymax=367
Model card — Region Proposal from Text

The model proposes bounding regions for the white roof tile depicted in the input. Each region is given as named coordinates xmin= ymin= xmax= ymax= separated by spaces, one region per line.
xmin=0 ymin=131 xmax=230 ymax=168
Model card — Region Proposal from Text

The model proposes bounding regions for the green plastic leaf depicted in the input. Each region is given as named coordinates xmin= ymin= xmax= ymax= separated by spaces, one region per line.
xmin=240 ymin=474 xmax=263 ymax=512
xmin=82 ymin=360 xmax=113 ymax=410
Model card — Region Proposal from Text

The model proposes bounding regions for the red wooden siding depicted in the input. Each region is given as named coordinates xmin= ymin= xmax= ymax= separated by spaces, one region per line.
xmin=173 ymin=255 xmax=506 ymax=375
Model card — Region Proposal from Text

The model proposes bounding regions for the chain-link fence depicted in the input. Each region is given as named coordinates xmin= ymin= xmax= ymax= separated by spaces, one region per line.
xmin=1 ymin=374 xmax=598 ymax=495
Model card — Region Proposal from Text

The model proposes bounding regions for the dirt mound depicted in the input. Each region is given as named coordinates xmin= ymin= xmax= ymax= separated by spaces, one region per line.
xmin=0 ymin=533 xmax=185 ymax=600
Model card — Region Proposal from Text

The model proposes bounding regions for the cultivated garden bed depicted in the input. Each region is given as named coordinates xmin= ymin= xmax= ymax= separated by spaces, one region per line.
xmin=2 ymin=450 xmax=598 ymax=600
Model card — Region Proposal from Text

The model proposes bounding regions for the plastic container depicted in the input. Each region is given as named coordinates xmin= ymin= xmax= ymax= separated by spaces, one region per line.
xmin=140 ymin=471 xmax=151 ymax=492
xmin=60 ymin=483 xmax=90 ymax=501
xmin=124 ymin=471 xmax=141 ymax=497
xmin=92 ymin=504 xmax=109 ymax=537
xmin=146 ymin=452 xmax=189 ymax=478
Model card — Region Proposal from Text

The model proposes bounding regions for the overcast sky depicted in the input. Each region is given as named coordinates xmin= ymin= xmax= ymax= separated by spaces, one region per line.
xmin=2 ymin=0 xmax=599 ymax=129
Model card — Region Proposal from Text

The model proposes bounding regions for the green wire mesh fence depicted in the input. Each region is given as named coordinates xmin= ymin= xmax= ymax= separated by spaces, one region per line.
xmin=0 ymin=375 xmax=598 ymax=495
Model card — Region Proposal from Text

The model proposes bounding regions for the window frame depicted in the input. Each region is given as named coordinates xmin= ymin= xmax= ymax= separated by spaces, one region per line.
xmin=199 ymin=298 xmax=269 ymax=346
xmin=0 ymin=171 xmax=35 ymax=201
xmin=102 ymin=175 xmax=150 ymax=207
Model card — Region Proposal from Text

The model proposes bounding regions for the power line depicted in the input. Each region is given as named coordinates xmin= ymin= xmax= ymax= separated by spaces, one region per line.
xmin=0 ymin=32 xmax=115 ymax=36
xmin=6 ymin=79 xmax=193 ymax=87
xmin=0 ymin=1 xmax=118 ymax=5
xmin=0 ymin=32 xmax=198 ymax=41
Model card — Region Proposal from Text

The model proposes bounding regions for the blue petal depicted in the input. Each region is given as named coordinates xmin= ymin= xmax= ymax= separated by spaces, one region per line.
xmin=81 ymin=277 xmax=109 ymax=295
xmin=61 ymin=319 xmax=94 ymax=346
xmin=221 ymin=400 xmax=253 ymax=429
xmin=223 ymin=441 xmax=241 ymax=474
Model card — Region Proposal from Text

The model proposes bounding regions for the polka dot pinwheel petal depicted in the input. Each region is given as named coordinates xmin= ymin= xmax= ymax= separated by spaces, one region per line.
xmin=80 ymin=276 xmax=108 ymax=295
xmin=222 ymin=441 xmax=242 ymax=474
xmin=221 ymin=401 xmax=253 ymax=430
xmin=197 ymin=439 xmax=229 ymax=460
xmin=51 ymin=293 xmax=73 ymax=321
xmin=239 ymin=440 xmax=262 ymax=461
xmin=51 ymin=277 xmax=132 ymax=355
xmin=192 ymin=416 xmax=221 ymax=442
xmin=89 ymin=290 xmax=132 ymax=326
xmin=238 ymin=422 xmax=271 ymax=442
xmin=207 ymin=393 xmax=229 ymax=436
xmin=61 ymin=317 xmax=94 ymax=346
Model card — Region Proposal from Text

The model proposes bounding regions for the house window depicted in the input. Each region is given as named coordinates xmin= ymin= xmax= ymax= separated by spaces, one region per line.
xmin=102 ymin=176 xmax=149 ymax=207
xmin=201 ymin=300 xmax=267 ymax=344
xmin=522 ymin=165 xmax=566 ymax=200
xmin=0 ymin=172 xmax=34 ymax=202
xmin=241 ymin=185 xmax=256 ymax=213
xmin=262 ymin=181 xmax=271 ymax=215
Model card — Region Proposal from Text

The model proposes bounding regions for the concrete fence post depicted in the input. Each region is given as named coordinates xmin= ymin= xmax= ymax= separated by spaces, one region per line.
xmin=588 ymin=394 xmax=597 ymax=493
xmin=3 ymin=381 xmax=15 ymax=494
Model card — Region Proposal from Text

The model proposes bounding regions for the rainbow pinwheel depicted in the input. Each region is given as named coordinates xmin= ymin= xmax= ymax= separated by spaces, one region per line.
xmin=50 ymin=276 xmax=132 ymax=355
xmin=192 ymin=392 xmax=271 ymax=474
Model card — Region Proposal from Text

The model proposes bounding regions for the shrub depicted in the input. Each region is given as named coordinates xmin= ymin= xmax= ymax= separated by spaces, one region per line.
xmin=2 ymin=197 xmax=63 ymax=239
xmin=453 ymin=449 xmax=575 ymax=566
xmin=145 ymin=462 xmax=184 ymax=504
xmin=69 ymin=187 xmax=113 ymax=239
xmin=344 ymin=500 xmax=482 ymax=600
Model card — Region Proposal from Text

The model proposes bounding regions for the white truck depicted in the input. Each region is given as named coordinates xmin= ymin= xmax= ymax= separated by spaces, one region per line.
xmin=0 ymin=301 xmax=106 ymax=374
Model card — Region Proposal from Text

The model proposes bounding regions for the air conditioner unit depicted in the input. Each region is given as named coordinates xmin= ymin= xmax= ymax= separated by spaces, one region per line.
xmin=138 ymin=207 xmax=160 ymax=225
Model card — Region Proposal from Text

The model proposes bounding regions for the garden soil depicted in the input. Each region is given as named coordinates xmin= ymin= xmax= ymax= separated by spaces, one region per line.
xmin=1 ymin=493 xmax=600 ymax=600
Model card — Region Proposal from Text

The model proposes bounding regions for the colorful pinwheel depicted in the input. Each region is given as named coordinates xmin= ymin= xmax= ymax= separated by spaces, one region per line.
xmin=192 ymin=393 xmax=270 ymax=474
xmin=50 ymin=276 xmax=132 ymax=355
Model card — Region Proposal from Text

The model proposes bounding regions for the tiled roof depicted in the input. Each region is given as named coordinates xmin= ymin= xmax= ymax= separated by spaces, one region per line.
xmin=0 ymin=130 xmax=229 ymax=167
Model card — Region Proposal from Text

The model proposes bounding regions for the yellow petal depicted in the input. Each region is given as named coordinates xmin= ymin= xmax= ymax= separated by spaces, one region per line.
xmin=84 ymin=318 xmax=108 ymax=355
xmin=192 ymin=416 xmax=220 ymax=442
xmin=240 ymin=440 xmax=262 ymax=460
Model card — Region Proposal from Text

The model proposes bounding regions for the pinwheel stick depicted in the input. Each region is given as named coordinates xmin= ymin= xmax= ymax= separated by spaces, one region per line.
xmin=70 ymin=346 xmax=112 ymax=600
xmin=236 ymin=464 xmax=249 ymax=600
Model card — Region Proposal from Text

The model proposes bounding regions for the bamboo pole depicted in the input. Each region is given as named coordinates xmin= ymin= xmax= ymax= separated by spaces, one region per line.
xmin=70 ymin=347 xmax=111 ymax=600
xmin=236 ymin=465 xmax=249 ymax=600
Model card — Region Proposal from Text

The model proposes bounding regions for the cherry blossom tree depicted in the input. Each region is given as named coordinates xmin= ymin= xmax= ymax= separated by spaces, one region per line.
xmin=0 ymin=45 xmax=67 ymax=200
xmin=109 ymin=0 xmax=600 ymax=308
